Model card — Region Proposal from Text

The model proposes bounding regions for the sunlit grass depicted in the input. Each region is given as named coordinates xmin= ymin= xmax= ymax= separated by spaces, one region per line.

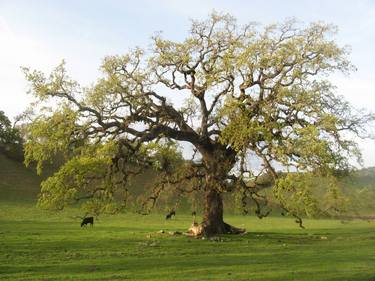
xmin=1 ymin=203 xmax=375 ymax=280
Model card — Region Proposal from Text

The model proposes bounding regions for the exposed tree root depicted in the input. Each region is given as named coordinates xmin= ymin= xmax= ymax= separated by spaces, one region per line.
xmin=186 ymin=221 xmax=246 ymax=237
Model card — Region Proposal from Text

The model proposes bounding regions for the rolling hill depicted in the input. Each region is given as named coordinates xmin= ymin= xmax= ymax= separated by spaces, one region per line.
xmin=1 ymin=150 xmax=374 ymax=215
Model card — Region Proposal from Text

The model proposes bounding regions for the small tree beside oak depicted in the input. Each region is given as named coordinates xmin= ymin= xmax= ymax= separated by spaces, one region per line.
xmin=23 ymin=13 xmax=373 ymax=236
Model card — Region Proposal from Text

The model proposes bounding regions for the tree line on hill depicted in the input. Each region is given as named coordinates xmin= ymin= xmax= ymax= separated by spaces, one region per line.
xmin=0 ymin=110 xmax=23 ymax=162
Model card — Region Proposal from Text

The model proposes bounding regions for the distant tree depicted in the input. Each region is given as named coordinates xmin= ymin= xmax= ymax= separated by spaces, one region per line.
xmin=23 ymin=13 xmax=373 ymax=236
xmin=0 ymin=110 xmax=23 ymax=159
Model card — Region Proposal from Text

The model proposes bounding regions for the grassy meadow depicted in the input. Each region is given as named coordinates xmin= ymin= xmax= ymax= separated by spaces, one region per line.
xmin=1 ymin=154 xmax=375 ymax=280
xmin=1 ymin=202 xmax=375 ymax=281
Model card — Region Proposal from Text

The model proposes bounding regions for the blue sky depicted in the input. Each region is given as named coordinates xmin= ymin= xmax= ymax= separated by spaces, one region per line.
xmin=0 ymin=0 xmax=374 ymax=166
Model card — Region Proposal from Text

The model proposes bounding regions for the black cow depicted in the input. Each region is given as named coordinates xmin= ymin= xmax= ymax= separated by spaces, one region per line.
xmin=165 ymin=210 xmax=176 ymax=220
xmin=81 ymin=216 xmax=94 ymax=227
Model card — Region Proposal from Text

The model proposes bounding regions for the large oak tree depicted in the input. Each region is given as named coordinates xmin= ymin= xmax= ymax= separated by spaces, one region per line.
xmin=23 ymin=13 xmax=373 ymax=236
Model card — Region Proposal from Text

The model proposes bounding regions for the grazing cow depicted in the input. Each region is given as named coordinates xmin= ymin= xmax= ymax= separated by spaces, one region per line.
xmin=81 ymin=216 xmax=94 ymax=227
xmin=165 ymin=210 xmax=176 ymax=220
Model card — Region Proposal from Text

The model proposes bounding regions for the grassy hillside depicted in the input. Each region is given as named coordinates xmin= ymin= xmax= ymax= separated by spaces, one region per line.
xmin=1 ymin=151 xmax=375 ymax=215
xmin=343 ymin=167 xmax=375 ymax=187
xmin=0 ymin=153 xmax=41 ymax=203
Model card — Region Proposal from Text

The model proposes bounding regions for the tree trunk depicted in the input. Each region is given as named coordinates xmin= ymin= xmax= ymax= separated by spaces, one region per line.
xmin=202 ymin=189 xmax=225 ymax=236
xmin=193 ymin=144 xmax=245 ymax=237
xmin=201 ymin=188 xmax=245 ymax=237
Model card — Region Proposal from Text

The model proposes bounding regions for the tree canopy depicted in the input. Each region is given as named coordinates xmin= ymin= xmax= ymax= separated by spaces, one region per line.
xmin=23 ymin=13 xmax=373 ymax=236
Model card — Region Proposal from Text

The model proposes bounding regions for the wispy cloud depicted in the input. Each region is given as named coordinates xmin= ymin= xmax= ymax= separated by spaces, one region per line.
xmin=0 ymin=16 xmax=59 ymax=118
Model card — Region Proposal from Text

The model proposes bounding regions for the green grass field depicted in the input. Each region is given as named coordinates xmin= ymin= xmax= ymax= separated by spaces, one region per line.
xmin=1 ymin=202 xmax=375 ymax=281
xmin=1 ymin=154 xmax=375 ymax=280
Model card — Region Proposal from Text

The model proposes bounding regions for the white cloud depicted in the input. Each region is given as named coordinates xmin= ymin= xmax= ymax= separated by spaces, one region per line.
xmin=0 ymin=16 xmax=104 ymax=120
xmin=0 ymin=16 xmax=60 ymax=119
xmin=333 ymin=75 xmax=375 ymax=110
xmin=331 ymin=75 xmax=375 ymax=167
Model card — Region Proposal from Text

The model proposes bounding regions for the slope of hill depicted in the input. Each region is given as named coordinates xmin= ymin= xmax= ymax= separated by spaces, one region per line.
xmin=348 ymin=167 xmax=375 ymax=187
xmin=1 ymin=148 xmax=375 ymax=215
xmin=0 ymin=153 xmax=41 ymax=203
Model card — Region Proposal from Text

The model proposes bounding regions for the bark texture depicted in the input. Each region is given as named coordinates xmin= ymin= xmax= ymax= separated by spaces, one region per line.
xmin=201 ymin=189 xmax=245 ymax=237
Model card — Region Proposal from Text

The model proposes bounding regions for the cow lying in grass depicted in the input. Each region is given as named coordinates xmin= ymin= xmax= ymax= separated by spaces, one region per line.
xmin=81 ymin=216 xmax=94 ymax=227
